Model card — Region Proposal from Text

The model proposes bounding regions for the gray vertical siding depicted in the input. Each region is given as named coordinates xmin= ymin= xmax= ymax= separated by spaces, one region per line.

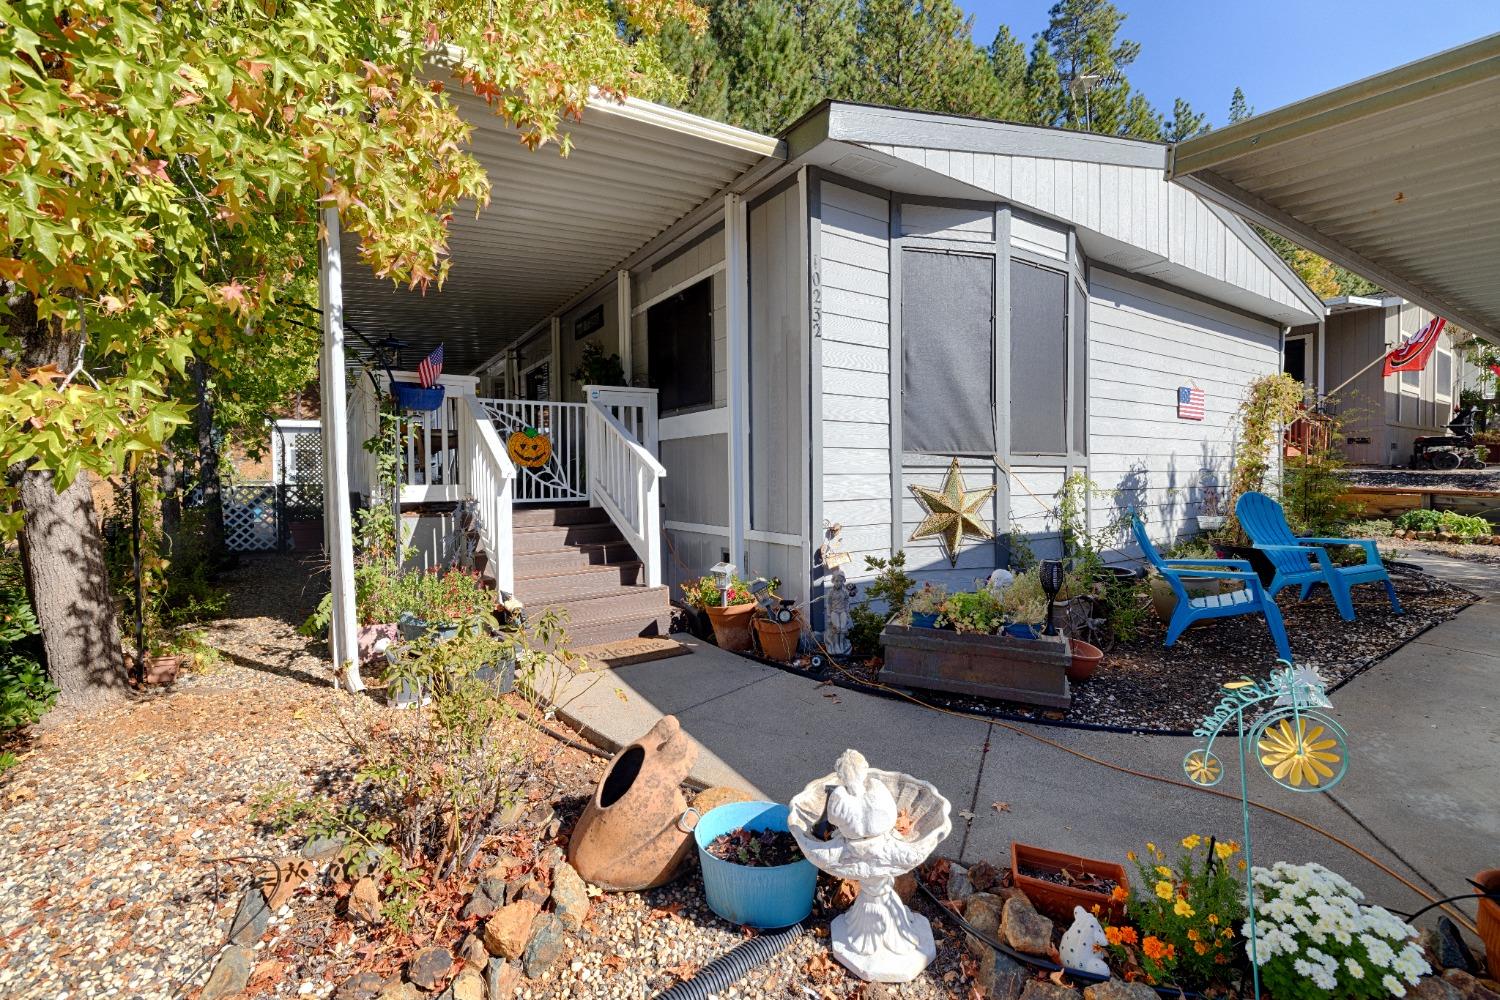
xmin=818 ymin=181 xmax=894 ymax=578
xmin=1088 ymin=270 xmax=1280 ymax=551
xmin=749 ymin=185 xmax=805 ymax=538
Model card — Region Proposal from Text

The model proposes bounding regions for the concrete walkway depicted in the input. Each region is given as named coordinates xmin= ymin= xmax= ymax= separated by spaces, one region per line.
xmin=547 ymin=555 xmax=1498 ymax=935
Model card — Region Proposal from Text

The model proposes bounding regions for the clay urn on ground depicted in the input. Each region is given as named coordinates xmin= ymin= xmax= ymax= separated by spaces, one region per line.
xmin=568 ymin=715 xmax=700 ymax=891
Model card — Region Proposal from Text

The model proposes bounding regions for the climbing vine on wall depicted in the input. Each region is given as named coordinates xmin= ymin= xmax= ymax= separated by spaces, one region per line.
xmin=1225 ymin=373 xmax=1305 ymax=540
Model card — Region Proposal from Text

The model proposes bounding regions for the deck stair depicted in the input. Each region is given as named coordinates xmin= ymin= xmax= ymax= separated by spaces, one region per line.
xmin=507 ymin=504 xmax=670 ymax=647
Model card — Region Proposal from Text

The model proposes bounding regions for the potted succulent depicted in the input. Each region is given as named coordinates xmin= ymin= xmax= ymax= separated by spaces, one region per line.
xmin=997 ymin=570 xmax=1048 ymax=639
xmin=906 ymin=583 xmax=947 ymax=629
xmin=683 ymin=573 xmax=757 ymax=652
xmin=693 ymin=800 xmax=816 ymax=928
xmin=938 ymin=588 xmax=1003 ymax=635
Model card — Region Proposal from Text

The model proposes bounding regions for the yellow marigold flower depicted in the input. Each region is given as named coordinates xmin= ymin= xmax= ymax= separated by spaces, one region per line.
xmin=1208 ymin=913 xmax=1219 ymax=925
xmin=1154 ymin=880 xmax=1173 ymax=900
xmin=1106 ymin=926 xmax=1123 ymax=946
xmin=1126 ymin=850 xmax=1137 ymax=862
xmin=1238 ymin=859 xmax=1248 ymax=871
xmin=1173 ymin=898 xmax=1195 ymax=919
xmin=1187 ymin=929 xmax=1199 ymax=941
xmin=1146 ymin=842 xmax=1158 ymax=856
xmin=1181 ymin=834 xmax=1202 ymax=850
xmin=1155 ymin=866 xmax=1173 ymax=878
xmin=1214 ymin=841 xmax=1237 ymax=860
xmin=1194 ymin=942 xmax=1208 ymax=955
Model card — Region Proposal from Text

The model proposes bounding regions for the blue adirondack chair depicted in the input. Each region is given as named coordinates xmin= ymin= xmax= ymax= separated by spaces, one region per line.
xmin=1234 ymin=491 xmax=1402 ymax=621
xmin=1130 ymin=513 xmax=1293 ymax=662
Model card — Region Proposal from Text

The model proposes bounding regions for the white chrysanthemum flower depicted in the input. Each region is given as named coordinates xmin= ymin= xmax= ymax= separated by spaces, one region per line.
xmin=1346 ymin=957 xmax=1365 ymax=978
xmin=1383 ymin=974 xmax=1406 ymax=997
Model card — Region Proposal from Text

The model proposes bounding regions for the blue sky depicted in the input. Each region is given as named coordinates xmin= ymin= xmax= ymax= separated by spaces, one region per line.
xmin=958 ymin=1 xmax=1500 ymax=127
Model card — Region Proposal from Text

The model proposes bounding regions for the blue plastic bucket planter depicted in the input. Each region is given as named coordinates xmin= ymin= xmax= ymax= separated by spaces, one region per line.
xmin=910 ymin=611 xmax=941 ymax=629
xmin=1003 ymin=622 xmax=1042 ymax=640
xmin=694 ymin=801 xmax=815 ymax=929
xmin=391 ymin=382 xmax=445 ymax=412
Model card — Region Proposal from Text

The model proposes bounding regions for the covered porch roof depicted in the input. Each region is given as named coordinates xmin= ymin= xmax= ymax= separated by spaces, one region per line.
xmin=338 ymin=93 xmax=782 ymax=372
xmin=1166 ymin=34 xmax=1500 ymax=343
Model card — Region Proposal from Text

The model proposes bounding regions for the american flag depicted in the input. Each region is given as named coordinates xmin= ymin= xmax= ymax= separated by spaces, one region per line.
xmin=1177 ymin=385 xmax=1205 ymax=420
xmin=417 ymin=345 xmax=444 ymax=388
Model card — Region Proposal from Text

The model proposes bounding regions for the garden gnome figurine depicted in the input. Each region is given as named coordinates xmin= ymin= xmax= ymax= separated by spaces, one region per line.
xmin=824 ymin=568 xmax=853 ymax=656
xmin=1059 ymin=906 xmax=1111 ymax=975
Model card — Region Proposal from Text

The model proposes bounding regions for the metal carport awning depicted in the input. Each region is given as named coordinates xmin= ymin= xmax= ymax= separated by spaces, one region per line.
xmin=1167 ymin=33 xmax=1500 ymax=343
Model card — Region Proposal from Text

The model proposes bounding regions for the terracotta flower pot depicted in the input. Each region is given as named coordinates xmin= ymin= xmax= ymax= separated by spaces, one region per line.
xmin=752 ymin=615 xmax=803 ymax=662
xmin=1477 ymin=868 xmax=1500 ymax=981
xmin=143 ymin=654 xmax=181 ymax=686
xmin=1011 ymin=842 xmax=1128 ymax=926
xmin=1067 ymin=638 xmax=1103 ymax=683
xmin=705 ymin=603 xmax=757 ymax=652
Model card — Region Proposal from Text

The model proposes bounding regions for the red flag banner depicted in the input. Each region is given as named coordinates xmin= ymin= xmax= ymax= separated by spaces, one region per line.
xmin=1382 ymin=316 xmax=1446 ymax=377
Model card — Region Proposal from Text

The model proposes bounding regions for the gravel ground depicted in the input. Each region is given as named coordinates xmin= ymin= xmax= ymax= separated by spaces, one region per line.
xmin=1382 ymin=535 xmax=1500 ymax=566
xmin=1342 ymin=468 xmax=1500 ymax=492
xmin=0 ymin=554 xmax=980 ymax=1000
xmin=805 ymin=566 xmax=1474 ymax=733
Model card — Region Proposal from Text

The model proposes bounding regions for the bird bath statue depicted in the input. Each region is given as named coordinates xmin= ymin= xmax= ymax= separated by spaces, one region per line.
xmin=788 ymin=750 xmax=952 ymax=983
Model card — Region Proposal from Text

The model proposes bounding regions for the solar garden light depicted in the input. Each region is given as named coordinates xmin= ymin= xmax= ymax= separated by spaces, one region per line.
xmin=1039 ymin=559 xmax=1065 ymax=636
xmin=709 ymin=561 xmax=738 ymax=608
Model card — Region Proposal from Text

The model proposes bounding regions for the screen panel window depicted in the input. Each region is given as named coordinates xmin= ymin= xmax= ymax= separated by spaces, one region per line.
xmin=1009 ymin=259 xmax=1071 ymax=456
xmin=900 ymin=249 xmax=997 ymax=454
xmin=646 ymin=277 xmax=714 ymax=414
xmin=1435 ymin=347 xmax=1453 ymax=400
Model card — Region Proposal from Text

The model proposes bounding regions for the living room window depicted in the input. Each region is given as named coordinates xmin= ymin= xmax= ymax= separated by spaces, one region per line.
xmin=646 ymin=277 xmax=715 ymax=414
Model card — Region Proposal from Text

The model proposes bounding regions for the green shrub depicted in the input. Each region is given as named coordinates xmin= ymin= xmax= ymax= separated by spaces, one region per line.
xmin=1395 ymin=509 xmax=1492 ymax=537
xmin=939 ymin=588 xmax=1003 ymax=634
xmin=848 ymin=552 xmax=915 ymax=657
xmin=0 ymin=555 xmax=53 ymax=770
xmin=1344 ymin=519 xmax=1394 ymax=538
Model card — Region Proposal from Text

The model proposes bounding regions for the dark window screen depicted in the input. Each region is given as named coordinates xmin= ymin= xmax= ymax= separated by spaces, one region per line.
xmin=1009 ymin=260 xmax=1068 ymax=455
xmin=647 ymin=278 xmax=714 ymax=414
xmin=1283 ymin=338 xmax=1307 ymax=384
xmin=901 ymin=249 xmax=996 ymax=454
xmin=524 ymin=363 xmax=549 ymax=401
xmin=1071 ymin=283 xmax=1087 ymax=455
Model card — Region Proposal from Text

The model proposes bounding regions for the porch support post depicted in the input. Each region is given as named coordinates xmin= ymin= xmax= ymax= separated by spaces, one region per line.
xmin=1316 ymin=317 xmax=1327 ymax=400
xmin=616 ymin=270 xmax=633 ymax=384
xmin=549 ymin=317 xmax=562 ymax=401
xmin=317 ymin=205 xmax=363 ymax=693
xmin=724 ymin=193 xmax=750 ymax=569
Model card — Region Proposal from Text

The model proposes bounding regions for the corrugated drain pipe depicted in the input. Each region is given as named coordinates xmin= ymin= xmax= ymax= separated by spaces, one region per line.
xmin=650 ymin=923 xmax=806 ymax=1000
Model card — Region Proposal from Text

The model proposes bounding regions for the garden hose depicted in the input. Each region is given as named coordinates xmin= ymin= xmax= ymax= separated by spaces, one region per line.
xmin=649 ymin=923 xmax=806 ymax=1000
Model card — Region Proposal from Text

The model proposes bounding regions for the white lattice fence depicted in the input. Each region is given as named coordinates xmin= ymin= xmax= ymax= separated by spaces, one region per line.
xmin=224 ymin=485 xmax=278 ymax=552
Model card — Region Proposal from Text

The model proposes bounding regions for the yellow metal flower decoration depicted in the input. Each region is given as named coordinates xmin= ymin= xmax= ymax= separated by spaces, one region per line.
xmin=1258 ymin=717 xmax=1342 ymax=788
xmin=1183 ymin=749 xmax=1222 ymax=786
xmin=908 ymin=458 xmax=996 ymax=566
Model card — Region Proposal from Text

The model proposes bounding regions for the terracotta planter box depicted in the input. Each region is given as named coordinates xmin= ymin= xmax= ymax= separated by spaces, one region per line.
xmin=753 ymin=615 xmax=803 ymax=662
xmin=1011 ymin=842 xmax=1128 ymax=926
xmin=706 ymin=603 xmax=756 ymax=652
xmin=877 ymin=624 xmax=1071 ymax=709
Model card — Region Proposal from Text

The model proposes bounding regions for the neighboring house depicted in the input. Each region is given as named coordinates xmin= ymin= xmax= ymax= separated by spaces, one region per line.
xmin=335 ymin=97 xmax=1322 ymax=641
xmin=1289 ymin=296 xmax=1479 ymax=466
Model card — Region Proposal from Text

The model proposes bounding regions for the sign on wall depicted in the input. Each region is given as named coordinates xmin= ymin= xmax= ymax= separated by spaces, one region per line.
xmin=573 ymin=304 xmax=605 ymax=340
xmin=1177 ymin=385 xmax=1205 ymax=421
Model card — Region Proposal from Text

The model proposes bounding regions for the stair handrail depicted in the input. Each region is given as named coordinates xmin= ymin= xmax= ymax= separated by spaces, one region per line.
xmin=585 ymin=400 xmax=666 ymax=588
xmin=457 ymin=395 xmax=517 ymax=594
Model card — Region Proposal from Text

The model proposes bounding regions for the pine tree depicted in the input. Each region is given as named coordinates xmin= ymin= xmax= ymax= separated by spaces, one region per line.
xmin=1120 ymin=91 xmax=1163 ymax=141
xmin=1039 ymin=0 xmax=1163 ymax=138
xmin=656 ymin=17 xmax=731 ymax=124
xmin=1228 ymin=86 xmax=1254 ymax=123
xmin=713 ymin=0 xmax=828 ymax=133
xmin=853 ymin=0 xmax=1006 ymax=118
xmin=1024 ymin=36 xmax=1066 ymax=127
xmin=1163 ymin=97 xmax=1208 ymax=142
xmin=989 ymin=24 xmax=1030 ymax=122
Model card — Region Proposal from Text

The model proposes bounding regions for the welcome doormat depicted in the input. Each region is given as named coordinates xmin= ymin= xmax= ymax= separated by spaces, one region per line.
xmin=572 ymin=636 xmax=691 ymax=670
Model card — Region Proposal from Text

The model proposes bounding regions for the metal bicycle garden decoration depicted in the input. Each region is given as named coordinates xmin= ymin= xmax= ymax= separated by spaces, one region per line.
xmin=1180 ymin=661 xmax=1349 ymax=1000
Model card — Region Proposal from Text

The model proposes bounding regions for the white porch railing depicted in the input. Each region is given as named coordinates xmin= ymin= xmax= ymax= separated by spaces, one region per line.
xmin=585 ymin=394 xmax=666 ymax=588
xmin=474 ymin=398 xmax=587 ymax=504
xmin=456 ymin=396 xmax=516 ymax=594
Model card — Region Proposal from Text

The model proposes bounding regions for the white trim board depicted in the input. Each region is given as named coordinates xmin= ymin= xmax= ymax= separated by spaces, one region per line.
xmin=660 ymin=406 xmax=729 ymax=440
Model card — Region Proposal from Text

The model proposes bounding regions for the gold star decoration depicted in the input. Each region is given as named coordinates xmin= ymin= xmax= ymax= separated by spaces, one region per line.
xmin=908 ymin=458 xmax=996 ymax=566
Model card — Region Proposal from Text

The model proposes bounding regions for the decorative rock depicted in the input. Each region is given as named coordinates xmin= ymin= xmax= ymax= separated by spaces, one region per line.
xmin=507 ymin=877 xmax=548 ymax=907
xmin=1002 ymin=894 xmax=1054 ymax=956
xmin=457 ymin=933 xmax=488 ymax=971
xmin=407 ymin=946 xmax=453 ymax=992
xmin=201 ymin=945 xmax=255 ymax=1000
xmin=482 ymin=900 xmax=540 ymax=960
xmin=486 ymin=958 xmax=521 ymax=998
xmin=948 ymin=862 xmax=975 ymax=903
xmin=1408 ymin=977 xmax=1463 ymax=1000
xmin=522 ymin=913 xmax=568 ymax=978
xmin=377 ymin=980 xmax=420 ymax=1000
xmin=1444 ymin=970 xmax=1500 ymax=1000
xmin=302 ymin=834 xmax=347 ymax=863
xmin=225 ymin=887 xmax=271 ymax=946
xmin=450 ymin=968 xmax=484 ymax=1000
xmin=549 ymin=862 xmax=591 ymax=931
xmin=692 ymin=785 xmax=756 ymax=814
xmin=336 ymin=971 xmax=387 ymax=1000
xmin=348 ymin=876 xmax=383 ymax=926
xmin=1084 ymin=979 xmax=1159 ymax=1000
xmin=1059 ymin=906 xmax=1110 ymax=976
xmin=483 ymin=854 xmax=524 ymax=881
xmin=460 ymin=879 xmax=505 ymax=920
xmin=963 ymin=894 xmax=1005 ymax=957
xmin=976 ymin=946 xmax=1029 ymax=1000
xmin=1021 ymin=982 xmax=1081 ymax=1000
xmin=539 ymin=844 xmax=565 ymax=872
xmin=1438 ymin=917 xmax=1479 ymax=974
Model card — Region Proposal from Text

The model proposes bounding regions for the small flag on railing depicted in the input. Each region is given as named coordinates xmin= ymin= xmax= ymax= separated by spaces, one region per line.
xmin=1177 ymin=385 xmax=1205 ymax=420
xmin=418 ymin=345 xmax=444 ymax=388
xmin=1382 ymin=316 xmax=1445 ymax=377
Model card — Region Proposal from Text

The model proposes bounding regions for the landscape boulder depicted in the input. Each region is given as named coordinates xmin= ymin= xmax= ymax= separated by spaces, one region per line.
xmin=482 ymin=900 xmax=540 ymax=960
xmin=1001 ymin=894 xmax=1054 ymax=956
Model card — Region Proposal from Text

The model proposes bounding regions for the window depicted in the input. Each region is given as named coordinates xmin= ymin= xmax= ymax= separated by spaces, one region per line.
xmin=1283 ymin=338 xmax=1308 ymax=385
xmin=1009 ymin=260 xmax=1070 ymax=455
xmin=523 ymin=363 xmax=549 ymax=401
xmin=647 ymin=277 xmax=714 ymax=413
xmin=1435 ymin=347 xmax=1453 ymax=401
xmin=901 ymin=249 xmax=997 ymax=454
xmin=1071 ymin=281 xmax=1087 ymax=455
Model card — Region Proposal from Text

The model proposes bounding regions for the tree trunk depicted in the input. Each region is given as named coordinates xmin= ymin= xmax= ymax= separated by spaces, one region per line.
xmin=11 ymin=303 xmax=129 ymax=710
xmin=194 ymin=357 xmax=225 ymax=560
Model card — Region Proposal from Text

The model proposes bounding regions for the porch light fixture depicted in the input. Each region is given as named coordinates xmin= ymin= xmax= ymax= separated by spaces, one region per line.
xmin=1039 ymin=559 xmax=1065 ymax=636
xmin=709 ymin=561 xmax=738 ymax=607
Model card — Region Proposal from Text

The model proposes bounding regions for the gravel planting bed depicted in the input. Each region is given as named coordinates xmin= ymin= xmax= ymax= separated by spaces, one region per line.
xmin=1382 ymin=535 xmax=1500 ymax=566
xmin=1342 ymin=468 xmax=1500 ymax=492
xmin=783 ymin=566 xmax=1474 ymax=733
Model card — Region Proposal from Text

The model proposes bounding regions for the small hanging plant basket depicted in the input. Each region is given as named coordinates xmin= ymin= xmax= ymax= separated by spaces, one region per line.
xmin=391 ymin=381 xmax=445 ymax=412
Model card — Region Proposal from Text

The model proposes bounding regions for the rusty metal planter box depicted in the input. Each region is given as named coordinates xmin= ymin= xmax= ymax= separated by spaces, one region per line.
xmin=877 ymin=624 xmax=1071 ymax=708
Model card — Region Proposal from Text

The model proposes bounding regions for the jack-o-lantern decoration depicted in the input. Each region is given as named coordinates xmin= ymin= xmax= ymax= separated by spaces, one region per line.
xmin=507 ymin=426 xmax=552 ymax=468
